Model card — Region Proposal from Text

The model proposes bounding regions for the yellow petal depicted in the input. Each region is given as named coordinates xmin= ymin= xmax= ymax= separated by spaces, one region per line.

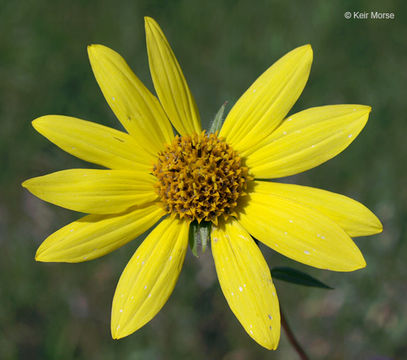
xmin=22 ymin=169 xmax=157 ymax=215
xmin=88 ymin=44 xmax=174 ymax=154
xmin=212 ymin=219 xmax=280 ymax=350
xmin=111 ymin=217 xmax=189 ymax=339
xmin=35 ymin=203 xmax=164 ymax=262
xmin=254 ymin=181 xmax=382 ymax=237
xmin=220 ymin=45 xmax=312 ymax=154
xmin=32 ymin=115 xmax=154 ymax=171
xmin=246 ymin=105 xmax=371 ymax=178
xmin=145 ymin=17 xmax=201 ymax=136
xmin=238 ymin=189 xmax=366 ymax=271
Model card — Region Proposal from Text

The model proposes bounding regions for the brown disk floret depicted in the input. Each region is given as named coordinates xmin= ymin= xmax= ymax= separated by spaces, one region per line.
xmin=152 ymin=131 xmax=251 ymax=224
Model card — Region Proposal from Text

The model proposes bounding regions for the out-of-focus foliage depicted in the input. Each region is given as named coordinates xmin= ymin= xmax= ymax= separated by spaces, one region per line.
xmin=1 ymin=0 xmax=406 ymax=359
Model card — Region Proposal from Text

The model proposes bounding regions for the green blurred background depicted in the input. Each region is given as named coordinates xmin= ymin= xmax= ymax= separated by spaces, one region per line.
xmin=1 ymin=0 xmax=406 ymax=359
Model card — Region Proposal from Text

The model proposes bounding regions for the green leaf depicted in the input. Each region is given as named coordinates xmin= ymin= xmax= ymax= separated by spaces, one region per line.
xmin=209 ymin=102 xmax=227 ymax=134
xmin=270 ymin=266 xmax=333 ymax=289
xmin=188 ymin=221 xmax=211 ymax=257
xmin=199 ymin=222 xmax=210 ymax=253
xmin=188 ymin=222 xmax=199 ymax=257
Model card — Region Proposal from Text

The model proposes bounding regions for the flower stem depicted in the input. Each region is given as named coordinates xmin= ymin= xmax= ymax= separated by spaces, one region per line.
xmin=280 ymin=306 xmax=310 ymax=360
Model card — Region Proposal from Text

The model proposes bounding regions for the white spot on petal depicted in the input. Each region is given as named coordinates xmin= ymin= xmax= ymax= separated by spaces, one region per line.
xmin=119 ymin=309 xmax=123 ymax=313
xmin=304 ymin=250 xmax=311 ymax=255
xmin=249 ymin=330 xmax=253 ymax=334
xmin=144 ymin=285 xmax=147 ymax=290
xmin=289 ymin=219 xmax=293 ymax=223
xmin=239 ymin=286 xmax=243 ymax=292
xmin=348 ymin=134 xmax=353 ymax=138
xmin=268 ymin=314 xmax=272 ymax=320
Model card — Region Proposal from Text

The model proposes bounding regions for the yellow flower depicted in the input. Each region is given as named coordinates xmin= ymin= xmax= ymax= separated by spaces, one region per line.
xmin=22 ymin=17 xmax=382 ymax=350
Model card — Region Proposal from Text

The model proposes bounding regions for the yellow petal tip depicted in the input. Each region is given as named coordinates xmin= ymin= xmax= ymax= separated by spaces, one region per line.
xmin=303 ymin=43 xmax=313 ymax=51
xmin=352 ymin=104 xmax=372 ymax=114
xmin=287 ymin=44 xmax=313 ymax=65
xmin=111 ymin=323 xmax=131 ymax=340
xmin=87 ymin=43 xmax=100 ymax=56
xmin=32 ymin=115 xmax=68 ymax=138
xmin=87 ymin=43 xmax=102 ymax=50
xmin=31 ymin=117 xmax=40 ymax=127
xmin=359 ymin=253 xmax=367 ymax=267
xmin=298 ymin=44 xmax=313 ymax=59
xmin=87 ymin=44 xmax=110 ymax=60
xmin=144 ymin=17 xmax=163 ymax=38
xmin=348 ymin=253 xmax=367 ymax=272
xmin=144 ymin=16 xmax=156 ymax=25
xmin=35 ymin=239 xmax=64 ymax=263
xmin=264 ymin=343 xmax=277 ymax=351
xmin=369 ymin=211 xmax=383 ymax=234
xmin=21 ymin=178 xmax=36 ymax=192
xmin=35 ymin=249 xmax=47 ymax=262
xmin=256 ymin=336 xmax=279 ymax=351
xmin=111 ymin=329 xmax=120 ymax=340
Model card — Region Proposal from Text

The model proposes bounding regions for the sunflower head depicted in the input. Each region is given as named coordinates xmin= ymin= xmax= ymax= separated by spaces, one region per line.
xmin=22 ymin=15 xmax=382 ymax=352
xmin=152 ymin=131 xmax=251 ymax=224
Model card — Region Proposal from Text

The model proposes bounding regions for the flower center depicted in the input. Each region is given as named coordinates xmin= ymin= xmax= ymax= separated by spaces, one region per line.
xmin=152 ymin=131 xmax=250 ymax=224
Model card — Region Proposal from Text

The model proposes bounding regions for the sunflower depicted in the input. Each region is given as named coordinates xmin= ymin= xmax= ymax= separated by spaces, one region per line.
xmin=22 ymin=17 xmax=382 ymax=350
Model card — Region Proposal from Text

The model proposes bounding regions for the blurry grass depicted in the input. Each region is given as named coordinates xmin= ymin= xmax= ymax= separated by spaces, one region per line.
xmin=1 ymin=0 xmax=407 ymax=359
